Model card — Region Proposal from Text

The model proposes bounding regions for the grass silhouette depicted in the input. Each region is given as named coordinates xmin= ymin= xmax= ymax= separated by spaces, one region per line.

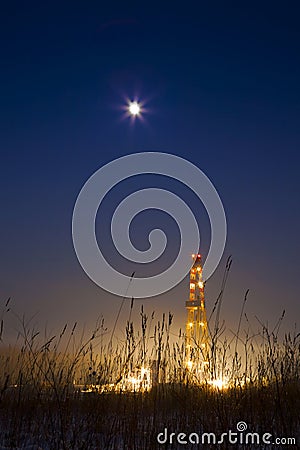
xmin=0 ymin=281 xmax=299 ymax=449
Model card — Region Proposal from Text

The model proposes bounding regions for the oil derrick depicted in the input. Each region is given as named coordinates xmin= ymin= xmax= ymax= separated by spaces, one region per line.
xmin=185 ymin=254 xmax=210 ymax=374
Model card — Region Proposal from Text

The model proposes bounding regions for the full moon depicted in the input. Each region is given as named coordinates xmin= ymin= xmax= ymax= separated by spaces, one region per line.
xmin=128 ymin=101 xmax=141 ymax=116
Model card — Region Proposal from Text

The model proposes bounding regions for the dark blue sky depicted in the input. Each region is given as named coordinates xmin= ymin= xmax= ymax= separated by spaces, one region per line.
xmin=1 ymin=2 xmax=299 ymax=337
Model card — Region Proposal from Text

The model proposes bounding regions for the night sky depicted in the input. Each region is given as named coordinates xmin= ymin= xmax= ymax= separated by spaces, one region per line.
xmin=1 ymin=2 xmax=299 ymax=339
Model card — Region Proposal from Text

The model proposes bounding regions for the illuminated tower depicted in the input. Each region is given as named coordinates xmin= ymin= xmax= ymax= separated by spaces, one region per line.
xmin=185 ymin=254 xmax=209 ymax=370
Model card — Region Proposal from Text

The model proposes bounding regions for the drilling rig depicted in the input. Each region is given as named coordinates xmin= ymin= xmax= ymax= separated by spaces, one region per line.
xmin=185 ymin=254 xmax=210 ymax=372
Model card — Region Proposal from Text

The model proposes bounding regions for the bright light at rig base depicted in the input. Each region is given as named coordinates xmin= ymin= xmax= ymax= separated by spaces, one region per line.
xmin=209 ymin=377 xmax=229 ymax=390
xmin=128 ymin=100 xmax=141 ymax=116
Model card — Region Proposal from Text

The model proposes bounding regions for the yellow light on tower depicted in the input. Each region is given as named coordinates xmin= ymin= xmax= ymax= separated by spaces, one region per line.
xmin=187 ymin=360 xmax=193 ymax=370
